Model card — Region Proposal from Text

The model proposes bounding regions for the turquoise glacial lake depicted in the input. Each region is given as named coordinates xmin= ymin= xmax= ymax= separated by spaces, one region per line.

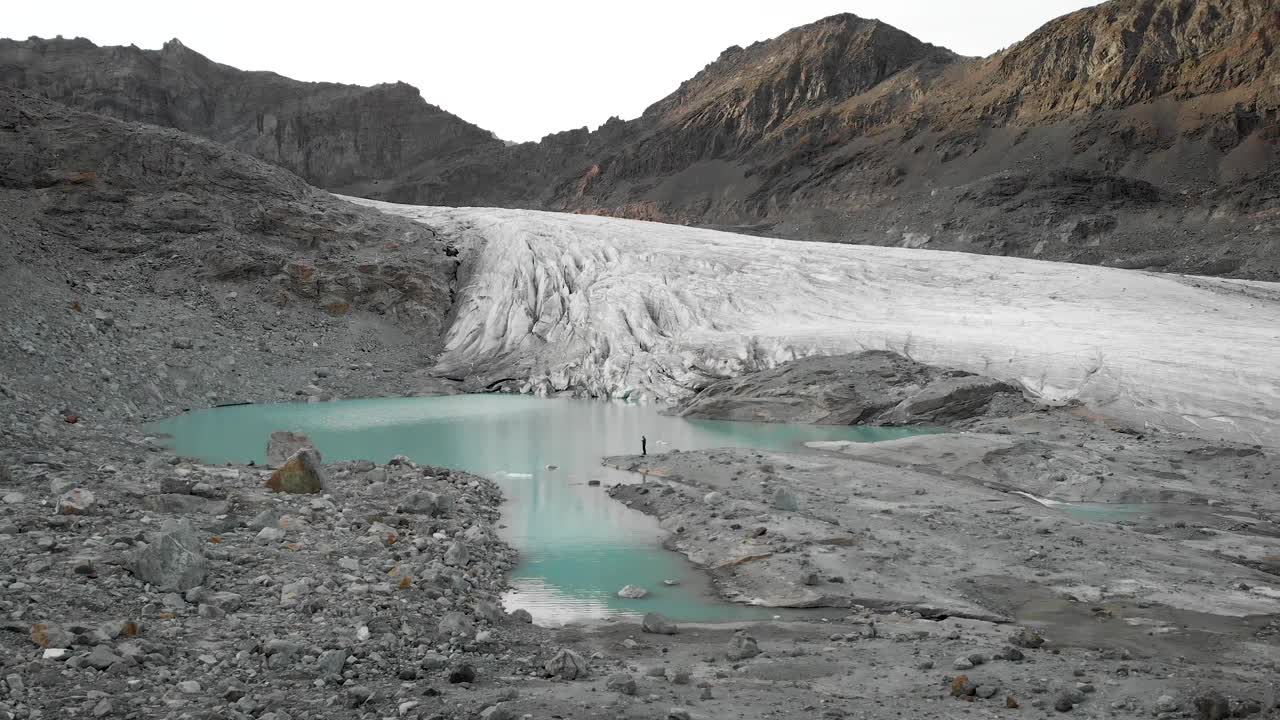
xmin=152 ymin=395 xmax=929 ymax=624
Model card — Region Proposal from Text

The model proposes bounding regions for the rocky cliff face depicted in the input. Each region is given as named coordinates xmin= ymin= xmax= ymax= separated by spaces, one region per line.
xmin=0 ymin=37 xmax=502 ymax=191
xmin=4 ymin=0 xmax=1278 ymax=279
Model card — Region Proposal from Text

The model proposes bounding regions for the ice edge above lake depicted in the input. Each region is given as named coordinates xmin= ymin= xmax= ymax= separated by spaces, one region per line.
xmin=346 ymin=198 xmax=1280 ymax=448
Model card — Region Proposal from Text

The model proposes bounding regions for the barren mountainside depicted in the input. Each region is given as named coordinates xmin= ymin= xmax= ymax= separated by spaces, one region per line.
xmin=3 ymin=0 xmax=1277 ymax=278
xmin=0 ymin=36 xmax=503 ymax=190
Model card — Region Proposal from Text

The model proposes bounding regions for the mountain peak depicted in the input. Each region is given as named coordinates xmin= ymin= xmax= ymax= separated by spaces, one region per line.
xmin=645 ymin=12 xmax=956 ymax=133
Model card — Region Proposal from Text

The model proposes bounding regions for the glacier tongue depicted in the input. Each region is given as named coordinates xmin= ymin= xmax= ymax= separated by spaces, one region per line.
xmin=347 ymin=199 xmax=1280 ymax=447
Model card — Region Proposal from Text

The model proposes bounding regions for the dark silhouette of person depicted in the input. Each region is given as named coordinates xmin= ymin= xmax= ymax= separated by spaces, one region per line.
xmin=641 ymin=435 xmax=647 ymax=456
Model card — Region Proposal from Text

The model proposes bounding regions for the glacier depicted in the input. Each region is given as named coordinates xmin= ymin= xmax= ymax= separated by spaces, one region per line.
xmin=348 ymin=199 xmax=1280 ymax=447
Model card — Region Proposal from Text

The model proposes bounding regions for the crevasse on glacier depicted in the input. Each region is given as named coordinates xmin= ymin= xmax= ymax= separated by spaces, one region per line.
xmin=347 ymin=198 xmax=1280 ymax=447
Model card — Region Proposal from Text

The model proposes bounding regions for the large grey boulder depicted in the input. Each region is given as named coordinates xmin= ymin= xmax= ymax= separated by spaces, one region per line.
xmin=397 ymin=490 xmax=449 ymax=516
xmin=545 ymin=648 xmax=589 ymax=680
xmin=641 ymin=612 xmax=678 ymax=635
xmin=266 ymin=431 xmax=318 ymax=469
xmin=725 ymin=631 xmax=761 ymax=661
xmin=128 ymin=519 xmax=207 ymax=591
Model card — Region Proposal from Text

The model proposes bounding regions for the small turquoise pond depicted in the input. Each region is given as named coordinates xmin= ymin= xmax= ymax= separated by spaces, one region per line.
xmin=151 ymin=395 xmax=930 ymax=624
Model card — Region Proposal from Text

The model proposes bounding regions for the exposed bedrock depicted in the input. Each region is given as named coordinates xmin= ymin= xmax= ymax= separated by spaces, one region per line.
xmin=352 ymin=201 xmax=1280 ymax=447
xmin=672 ymin=350 xmax=1028 ymax=425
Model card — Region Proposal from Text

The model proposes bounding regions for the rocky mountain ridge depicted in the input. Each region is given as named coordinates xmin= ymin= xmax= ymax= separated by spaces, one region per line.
xmin=0 ymin=36 xmax=503 ymax=190
xmin=3 ymin=0 xmax=1278 ymax=279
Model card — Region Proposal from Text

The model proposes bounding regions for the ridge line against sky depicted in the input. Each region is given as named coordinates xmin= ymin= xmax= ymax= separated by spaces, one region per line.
xmin=9 ymin=0 xmax=1104 ymax=142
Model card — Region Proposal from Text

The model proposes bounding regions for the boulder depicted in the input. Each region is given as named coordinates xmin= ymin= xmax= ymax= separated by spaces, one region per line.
xmin=1008 ymin=627 xmax=1045 ymax=649
xmin=266 ymin=431 xmax=317 ymax=469
xmin=266 ymin=448 xmax=328 ymax=494
xmin=617 ymin=584 xmax=649 ymax=599
xmin=56 ymin=488 xmax=96 ymax=515
xmin=448 ymin=663 xmax=476 ymax=684
xmin=444 ymin=542 xmax=470 ymax=566
xmin=545 ymin=648 xmax=589 ymax=680
xmin=83 ymin=645 xmax=121 ymax=670
xmin=317 ymin=649 xmax=348 ymax=676
xmin=641 ymin=612 xmax=678 ymax=635
xmin=726 ymin=631 xmax=761 ymax=660
xmin=128 ymin=519 xmax=207 ymax=591
xmin=437 ymin=612 xmax=473 ymax=638
xmin=605 ymin=672 xmax=637 ymax=695
xmin=397 ymin=490 xmax=446 ymax=516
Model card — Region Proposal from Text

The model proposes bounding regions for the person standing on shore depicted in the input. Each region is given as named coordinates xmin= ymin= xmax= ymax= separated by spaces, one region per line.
xmin=641 ymin=435 xmax=647 ymax=456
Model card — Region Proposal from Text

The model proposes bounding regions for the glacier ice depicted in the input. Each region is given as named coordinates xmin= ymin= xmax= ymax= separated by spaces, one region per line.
xmin=347 ymin=199 xmax=1280 ymax=447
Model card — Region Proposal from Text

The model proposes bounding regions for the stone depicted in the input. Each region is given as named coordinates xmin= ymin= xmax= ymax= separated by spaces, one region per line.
xmin=508 ymin=608 xmax=533 ymax=624
xmin=545 ymin=648 xmax=589 ymax=680
xmin=642 ymin=612 xmax=678 ymax=635
xmin=30 ymin=623 xmax=72 ymax=649
xmin=1155 ymin=695 xmax=1180 ymax=713
xmin=177 ymin=680 xmax=202 ymax=694
xmin=255 ymin=526 xmax=288 ymax=545
xmin=667 ymin=710 xmax=692 ymax=720
xmin=800 ymin=571 xmax=821 ymax=586
xmin=83 ymin=646 xmax=121 ymax=671
xmin=448 ymin=663 xmax=476 ymax=684
xmin=128 ymin=519 xmax=208 ymax=591
xmin=605 ymin=672 xmax=637 ymax=695
xmin=995 ymin=646 xmax=1024 ymax=661
xmin=665 ymin=666 xmax=691 ymax=685
xmin=317 ymin=649 xmax=348 ymax=676
xmin=1009 ymin=627 xmax=1045 ymax=648
xmin=420 ymin=653 xmax=448 ymax=670
xmin=1055 ymin=691 xmax=1076 ymax=712
xmin=444 ymin=542 xmax=470 ymax=566
xmin=617 ymin=584 xmax=648 ymax=599
xmin=56 ymin=488 xmax=96 ymax=515
xmin=346 ymin=685 xmax=373 ymax=706
xmin=479 ymin=705 xmax=514 ymax=720
xmin=953 ymin=656 xmax=974 ymax=670
xmin=248 ymin=509 xmax=281 ymax=530
xmin=266 ymin=431 xmax=317 ymax=468
xmin=280 ymin=580 xmax=308 ymax=605
xmin=266 ymin=448 xmax=327 ymax=494
xmin=772 ymin=488 xmax=798 ymax=511
xmin=145 ymin=493 xmax=224 ymax=514
xmin=725 ymin=631 xmax=761 ymax=661
xmin=1194 ymin=692 xmax=1229 ymax=720
xmin=437 ymin=612 xmax=473 ymax=637
xmin=397 ymin=490 xmax=446 ymax=516
xmin=703 ymin=491 xmax=724 ymax=506
xmin=367 ymin=521 xmax=398 ymax=546
xmin=976 ymin=685 xmax=999 ymax=699
xmin=951 ymin=675 xmax=976 ymax=697
xmin=160 ymin=477 xmax=194 ymax=495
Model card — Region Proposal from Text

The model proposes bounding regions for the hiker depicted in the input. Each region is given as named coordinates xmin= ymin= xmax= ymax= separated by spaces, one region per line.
xmin=641 ymin=435 xmax=647 ymax=456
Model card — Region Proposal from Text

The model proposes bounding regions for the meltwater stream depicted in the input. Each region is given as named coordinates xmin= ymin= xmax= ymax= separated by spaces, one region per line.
xmin=152 ymin=395 xmax=932 ymax=624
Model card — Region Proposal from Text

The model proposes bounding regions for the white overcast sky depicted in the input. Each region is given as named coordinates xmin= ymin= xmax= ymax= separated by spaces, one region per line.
xmin=10 ymin=1 xmax=1102 ymax=142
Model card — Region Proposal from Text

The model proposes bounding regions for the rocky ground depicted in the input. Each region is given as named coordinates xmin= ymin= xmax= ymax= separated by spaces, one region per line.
xmin=602 ymin=354 xmax=1280 ymax=717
